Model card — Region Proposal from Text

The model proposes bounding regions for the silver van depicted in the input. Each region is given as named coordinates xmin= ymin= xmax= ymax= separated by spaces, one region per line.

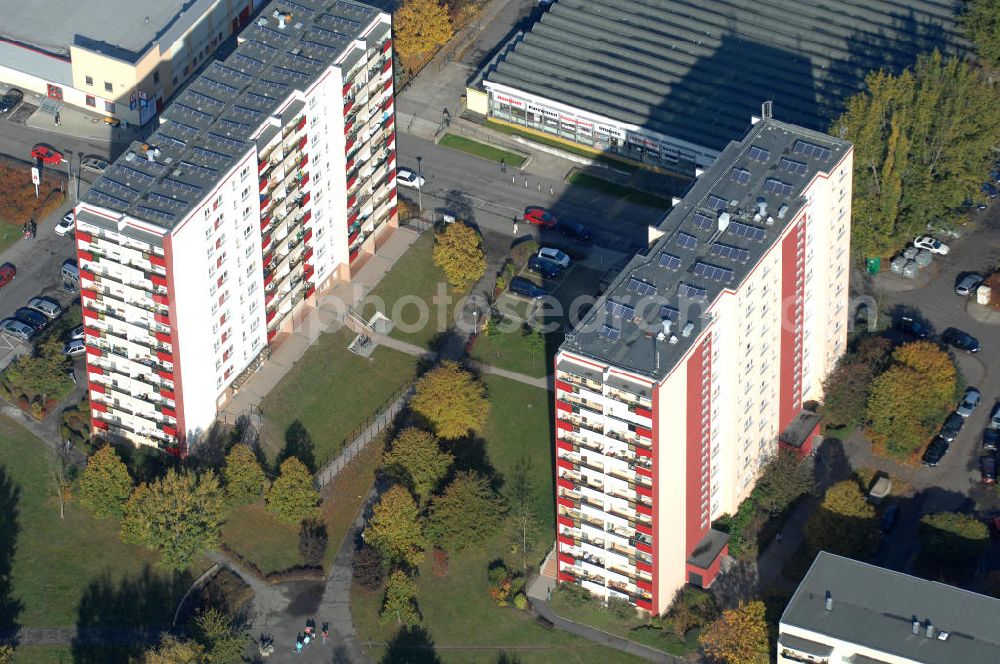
xmin=61 ymin=260 xmax=79 ymax=285
xmin=27 ymin=297 xmax=62 ymax=320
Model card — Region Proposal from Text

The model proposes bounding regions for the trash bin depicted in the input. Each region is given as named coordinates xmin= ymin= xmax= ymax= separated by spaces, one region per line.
xmin=914 ymin=250 xmax=933 ymax=268
xmin=866 ymin=257 xmax=881 ymax=274
xmin=902 ymin=260 xmax=918 ymax=279
xmin=890 ymin=256 xmax=907 ymax=274
xmin=902 ymin=247 xmax=918 ymax=260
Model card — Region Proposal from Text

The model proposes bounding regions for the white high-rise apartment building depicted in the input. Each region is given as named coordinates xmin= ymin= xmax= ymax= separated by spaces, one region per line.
xmin=73 ymin=0 xmax=397 ymax=454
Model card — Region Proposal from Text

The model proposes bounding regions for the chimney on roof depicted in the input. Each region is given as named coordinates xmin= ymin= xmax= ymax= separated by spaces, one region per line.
xmin=718 ymin=211 xmax=731 ymax=233
xmin=824 ymin=591 xmax=832 ymax=612
xmin=777 ymin=203 xmax=789 ymax=219
xmin=912 ymin=617 xmax=920 ymax=635
xmin=681 ymin=321 xmax=694 ymax=338
xmin=925 ymin=621 xmax=935 ymax=639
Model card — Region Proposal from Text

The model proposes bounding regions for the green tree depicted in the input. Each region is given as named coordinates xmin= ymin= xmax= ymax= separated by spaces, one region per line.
xmin=393 ymin=0 xmax=453 ymax=70
xmin=3 ymin=336 xmax=72 ymax=399
xmin=428 ymin=471 xmax=505 ymax=552
xmin=138 ymin=635 xmax=208 ymax=664
xmin=79 ymin=445 xmax=133 ymax=519
xmin=266 ymin=457 xmax=319 ymax=525
xmin=222 ymin=444 xmax=268 ymax=505
xmin=383 ymin=428 xmax=453 ymax=505
xmin=504 ymin=457 xmax=541 ymax=570
xmin=411 ymin=361 xmax=489 ymax=439
xmin=698 ymin=600 xmax=769 ymax=664
xmin=919 ymin=511 xmax=989 ymax=569
xmin=364 ymin=485 xmax=425 ymax=567
xmin=961 ymin=0 xmax=1000 ymax=65
xmin=192 ymin=608 xmax=250 ymax=664
xmin=833 ymin=51 xmax=1000 ymax=257
xmin=821 ymin=336 xmax=893 ymax=429
xmin=0 ymin=645 xmax=13 ymax=664
xmin=432 ymin=222 xmax=486 ymax=292
xmin=120 ymin=469 xmax=226 ymax=569
xmin=380 ymin=570 xmax=420 ymax=626
xmin=804 ymin=480 xmax=879 ymax=560
xmin=753 ymin=448 xmax=815 ymax=516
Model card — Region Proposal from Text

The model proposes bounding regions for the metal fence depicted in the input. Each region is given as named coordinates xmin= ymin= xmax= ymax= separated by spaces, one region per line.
xmin=314 ymin=383 xmax=414 ymax=487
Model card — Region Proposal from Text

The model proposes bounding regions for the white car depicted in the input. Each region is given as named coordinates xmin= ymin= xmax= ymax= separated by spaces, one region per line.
xmin=64 ymin=339 xmax=86 ymax=356
xmin=27 ymin=297 xmax=62 ymax=320
xmin=80 ymin=156 xmax=109 ymax=174
xmin=54 ymin=212 xmax=74 ymax=236
xmin=537 ymin=247 xmax=571 ymax=268
xmin=0 ymin=318 xmax=34 ymax=342
xmin=913 ymin=236 xmax=949 ymax=255
xmin=957 ymin=388 xmax=981 ymax=418
xmin=396 ymin=167 xmax=425 ymax=189
xmin=68 ymin=325 xmax=85 ymax=341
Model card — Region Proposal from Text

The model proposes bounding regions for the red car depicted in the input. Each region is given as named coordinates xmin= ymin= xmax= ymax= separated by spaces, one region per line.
xmin=31 ymin=145 xmax=63 ymax=164
xmin=0 ymin=263 xmax=15 ymax=288
xmin=524 ymin=206 xmax=557 ymax=228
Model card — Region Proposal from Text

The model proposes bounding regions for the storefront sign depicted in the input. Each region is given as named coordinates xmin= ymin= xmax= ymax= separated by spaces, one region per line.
xmin=495 ymin=93 xmax=525 ymax=108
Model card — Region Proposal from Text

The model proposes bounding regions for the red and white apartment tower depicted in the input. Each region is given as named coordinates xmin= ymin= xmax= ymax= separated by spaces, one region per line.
xmin=553 ymin=118 xmax=853 ymax=613
xmin=72 ymin=0 xmax=397 ymax=453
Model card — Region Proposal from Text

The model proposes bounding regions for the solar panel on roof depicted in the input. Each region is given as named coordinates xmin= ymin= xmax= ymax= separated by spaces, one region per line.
xmin=158 ymin=133 xmax=187 ymax=149
xmin=258 ymin=80 xmax=288 ymax=94
xmin=675 ymin=232 xmax=698 ymax=250
xmin=764 ymin=178 xmax=794 ymax=196
xmin=257 ymin=24 xmax=291 ymax=41
xmin=273 ymin=66 xmax=312 ymax=82
xmin=693 ymin=262 xmax=734 ymax=283
xmin=231 ymin=53 xmax=265 ymax=71
xmin=185 ymin=90 xmax=225 ymax=111
xmin=793 ymin=140 xmax=832 ymax=160
xmin=174 ymin=103 xmax=213 ymax=124
xmin=245 ymin=92 xmax=274 ymax=106
xmin=711 ymin=243 xmax=751 ymax=262
xmin=247 ymin=39 xmax=278 ymax=56
xmin=658 ymin=252 xmax=681 ymax=270
xmin=180 ymin=161 xmax=217 ymax=177
xmin=163 ymin=179 xmax=203 ymax=196
xmin=728 ymin=221 xmax=766 ymax=242
xmin=660 ymin=306 xmax=679 ymax=321
xmin=147 ymin=192 xmax=186 ymax=210
xmin=211 ymin=63 xmax=253 ymax=84
xmin=233 ymin=106 xmax=263 ymax=121
xmin=301 ymin=40 xmax=340 ymax=56
xmin=749 ymin=146 xmax=769 ymax=162
xmin=192 ymin=146 xmax=229 ymax=163
xmin=779 ymin=158 xmax=808 ymax=176
xmin=111 ymin=164 xmax=154 ymax=186
xmin=208 ymin=132 xmax=244 ymax=150
xmin=102 ymin=178 xmax=141 ymax=199
xmin=598 ymin=325 xmax=621 ymax=341
xmin=282 ymin=0 xmax=315 ymax=14
xmin=136 ymin=206 xmax=176 ymax=223
xmin=707 ymin=194 xmax=727 ymax=210
xmin=166 ymin=119 xmax=200 ymax=138
xmin=731 ymin=168 xmax=751 ymax=184
xmin=678 ymin=283 xmax=707 ymax=300
xmin=311 ymin=25 xmax=350 ymax=40
xmin=285 ymin=52 xmax=323 ymax=69
xmin=89 ymin=189 xmax=130 ymax=210
xmin=626 ymin=278 xmax=656 ymax=296
xmin=220 ymin=119 xmax=251 ymax=135
xmin=334 ymin=0 xmax=374 ymax=15
xmin=605 ymin=300 xmax=636 ymax=320
xmin=203 ymin=76 xmax=241 ymax=96
xmin=692 ymin=212 xmax=713 ymax=230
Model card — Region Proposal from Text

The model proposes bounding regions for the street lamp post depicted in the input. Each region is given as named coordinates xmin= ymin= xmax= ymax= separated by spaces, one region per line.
xmin=415 ymin=156 xmax=423 ymax=215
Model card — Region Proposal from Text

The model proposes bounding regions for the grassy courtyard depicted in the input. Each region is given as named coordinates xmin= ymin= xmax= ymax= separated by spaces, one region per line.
xmin=439 ymin=134 xmax=527 ymax=167
xmin=258 ymin=327 xmax=418 ymax=465
xmin=349 ymin=375 xmax=615 ymax=662
xmin=220 ymin=504 xmax=301 ymax=575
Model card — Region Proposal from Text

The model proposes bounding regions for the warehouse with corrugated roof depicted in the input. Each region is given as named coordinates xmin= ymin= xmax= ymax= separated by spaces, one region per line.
xmin=470 ymin=0 xmax=963 ymax=172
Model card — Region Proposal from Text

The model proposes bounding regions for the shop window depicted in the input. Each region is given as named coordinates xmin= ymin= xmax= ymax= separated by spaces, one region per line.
xmin=105 ymin=101 xmax=115 ymax=113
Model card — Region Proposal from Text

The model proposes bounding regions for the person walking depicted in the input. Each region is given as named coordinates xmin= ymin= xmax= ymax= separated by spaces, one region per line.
xmin=500 ymin=158 xmax=506 ymax=173
xmin=321 ymin=622 xmax=329 ymax=644
xmin=512 ymin=217 xmax=519 ymax=236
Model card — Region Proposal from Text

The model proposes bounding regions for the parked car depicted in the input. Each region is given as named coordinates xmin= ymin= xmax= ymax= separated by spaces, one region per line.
xmin=0 ymin=318 xmax=35 ymax=342
xmin=67 ymin=325 xmax=85 ymax=341
xmin=941 ymin=327 xmax=980 ymax=353
xmin=27 ymin=297 xmax=62 ymax=320
xmin=913 ymin=236 xmax=949 ymax=255
xmin=957 ymin=388 xmax=982 ymax=417
xmin=508 ymin=276 xmax=547 ymax=299
xmin=991 ymin=402 xmax=1000 ymax=428
xmin=939 ymin=412 xmax=965 ymax=442
xmin=897 ymin=315 xmax=930 ymax=339
xmin=982 ymin=182 xmax=999 ymax=199
xmin=31 ymin=145 xmax=63 ymax=164
xmin=63 ymin=339 xmax=86 ymax=357
xmin=558 ymin=218 xmax=592 ymax=241
xmin=921 ymin=436 xmax=950 ymax=467
xmin=0 ymin=88 xmax=23 ymax=114
xmin=880 ymin=505 xmax=901 ymax=533
xmin=14 ymin=308 xmax=47 ymax=333
xmin=537 ymin=247 xmax=571 ymax=268
xmin=981 ymin=456 xmax=997 ymax=484
xmin=983 ymin=428 xmax=1000 ymax=453
xmin=524 ymin=206 xmax=557 ymax=228
xmin=54 ymin=212 xmax=74 ymax=236
xmin=0 ymin=263 xmax=15 ymax=289
xmin=527 ymin=255 xmax=564 ymax=279
xmin=395 ymin=167 xmax=425 ymax=189
xmin=80 ymin=156 xmax=109 ymax=174
xmin=955 ymin=273 xmax=984 ymax=296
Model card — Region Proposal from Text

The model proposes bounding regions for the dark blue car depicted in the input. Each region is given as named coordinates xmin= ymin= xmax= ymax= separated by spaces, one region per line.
xmin=509 ymin=276 xmax=547 ymax=300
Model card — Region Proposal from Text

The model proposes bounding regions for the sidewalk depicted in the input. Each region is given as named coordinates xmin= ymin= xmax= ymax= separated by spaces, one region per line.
xmin=24 ymin=94 xmax=147 ymax=145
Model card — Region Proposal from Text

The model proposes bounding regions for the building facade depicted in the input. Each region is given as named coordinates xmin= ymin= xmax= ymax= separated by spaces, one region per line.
xmin=0 ymin=0 xmax=273 ymax=127
xmin=553 ymin=117 xmax=853 ymax=613
xmin=779 ymin=552 xmax=1000 ymax=663
xmin=73 ymin=0 xmax=396 ymax=453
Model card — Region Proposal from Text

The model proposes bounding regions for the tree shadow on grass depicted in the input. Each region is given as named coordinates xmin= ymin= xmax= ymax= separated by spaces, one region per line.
xmin=0 ymin=466 xmax=22 ymax=646
xmin=380 ymin=625 xmax=442 ymax=664
xmin=445 ymin=436 xmax=501 ymax=493
xmin=71 ymin=564 xmax=192 ymax=664
xmin=278 ymin=420 xmax=317 ymax=473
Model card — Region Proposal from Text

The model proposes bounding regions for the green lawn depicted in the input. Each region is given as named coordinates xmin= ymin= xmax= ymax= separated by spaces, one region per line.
xmin=567 ymin=172 xmax=673 ymax=209
xmin=486 ymin=119 xmax=640 ymax=173
xmin=220 ymin=504 xmax=301 ymax=574
xmin=471 ymin=326 xmax=551 ymax=378
xmin=12 ymin=645 xmax=73 ymax=663
xmin=361 ymin=231 xmax=464 ymax=350
xmin=0 ymin=416 xmax=195 ymax=628
xmin=0 ymin=221 xmax=22 ymax=255
xmin=351 ymin=376 xmax=601 ymax=662
xmin=438 ymin=134 xmax=527 ymax=167
xmin=320 ymin=435 xmax=386 ymax=569
xmin=258 ymin=327 xmax=418 ymax=465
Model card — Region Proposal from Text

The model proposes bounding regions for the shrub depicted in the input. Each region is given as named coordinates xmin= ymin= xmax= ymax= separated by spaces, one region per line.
xmin=487 ymin=561 xmax=515 ymax=607
xmin=510 ymin=240 xmax=539 ymax=268
xmin=352 ymin=545 xmax=385 ymax=591
xmin=298 ymin=519 xmax=328 ymax=567
xmin=556 ymin=581 xmax=593 ymax=607
xmin=513 ymin=593 xmax=528 ymax=610
xmin=607 ymin=596 xmax=636 ymax=619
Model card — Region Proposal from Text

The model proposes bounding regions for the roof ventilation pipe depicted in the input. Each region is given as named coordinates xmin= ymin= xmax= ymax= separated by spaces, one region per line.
xmin=912 ymin=618 xmax=920 ymax=635
xmin=778 ymin=204 xmax=789 ymax=219
xmin=824 ymin=591 xmax=832 ymax=612
xmin=925 ymin=621 xmax=935 ymax=639
xmin=717 ymin=211 xmax=731 ymax=233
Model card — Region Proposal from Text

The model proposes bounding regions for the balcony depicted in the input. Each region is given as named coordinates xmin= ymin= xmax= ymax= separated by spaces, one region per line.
xmin=564 ymin=393 xmax=603 ymax=415
xmin=558 ymin=370 xmax=603 ymax=393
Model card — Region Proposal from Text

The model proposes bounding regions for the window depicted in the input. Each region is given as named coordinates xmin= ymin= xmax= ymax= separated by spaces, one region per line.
xmin=104 ymin=82 xmax=113 ymax=93
xmin=240 ymin=166 xmax=249 ymax=179
xmin=85 ymin=76 xmax=93 ymax=86
xmin=153 ymin=71 xmax=160 ymax=84
xmin=104 ymin=101 xmax=115 ymax=113
xmin=85 ymin=95 xmax=96 ymax=107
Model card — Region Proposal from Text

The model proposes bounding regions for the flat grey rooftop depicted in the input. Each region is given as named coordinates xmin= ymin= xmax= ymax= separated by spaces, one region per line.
xmin=781 ymin=552 xmax=1000 ymax=663
xmin=484 ymin=0 xmax=964 ymax=152
xmin=561 ymin=118 xmax=849 ymax=379
xmin=81 ymin=0 xmax=388 ymax=229
xmin=0 ymin=0 xmax=220 ymax=62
